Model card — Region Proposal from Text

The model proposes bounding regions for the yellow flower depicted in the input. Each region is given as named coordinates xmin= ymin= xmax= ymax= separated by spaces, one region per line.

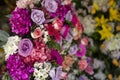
xmin=112 ymin=59 xmax=119 ymax=67
xmin=118 ymin=75 xmax=120 ymax=80
xmin=108 ymin=74 xmax=113 ymax=80
xmin=109 ymin=8 xmax=120 ymax=21
xmin=109 ymin=0 xmax=116 ymax=7
xmin=91 ymin=2 xmax=99 ymax=14
xmin=98 ymin=25 xmax=113 ymax=40
xmin=95 ymin=15 xmax=108 ymax=27
xmin=116 ymin=25 xmax=120 ymax=31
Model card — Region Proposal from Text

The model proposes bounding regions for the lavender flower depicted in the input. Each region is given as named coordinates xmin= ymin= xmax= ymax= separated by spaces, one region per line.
xmin=18 ymin=38 xmax=33 ymax=57
xmin=68 ymin=45 xmax=78 ymax=55
xmin=42 ymin=0 xmax=58 ymax=12
xmin=78 ymin=75 xmax=88 ymax=80
xmin=10 ymin=8 xmax=32 ymax=36
xmin=49 ymin=66 xmax=62 ymax=80
xmin=6 ymin=54 xmax=34 ymax=80
xmin=31 ymin=9 xmax=45 ymax=25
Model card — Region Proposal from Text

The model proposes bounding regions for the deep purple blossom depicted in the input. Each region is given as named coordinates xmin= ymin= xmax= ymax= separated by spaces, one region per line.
xmin=50 ymin=49 xmax=63 ymax=65
xmin=76 ymin=44 xmax=86 ymax=57
xmin=50 ymin=5 xmax=71 ymax=22
xmin=6 ymin=54 xmax=34 ymax=80
xmin=10 ymin=8 xmax=32 ymax=36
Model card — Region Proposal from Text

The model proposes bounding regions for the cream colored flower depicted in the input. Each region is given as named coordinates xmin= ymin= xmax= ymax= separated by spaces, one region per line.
xmin=2 ymin=36 xmax=21 ymax=60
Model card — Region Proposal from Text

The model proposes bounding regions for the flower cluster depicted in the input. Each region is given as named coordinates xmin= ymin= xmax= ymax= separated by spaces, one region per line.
xmin=73 ymin=0 xmax=120 ymax=79
xmin=2 ymin=0 xmax=93 ymax=80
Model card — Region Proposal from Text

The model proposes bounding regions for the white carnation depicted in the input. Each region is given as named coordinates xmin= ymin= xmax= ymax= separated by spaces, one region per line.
xmin=2 ymin=36 xmax=21 ymax=60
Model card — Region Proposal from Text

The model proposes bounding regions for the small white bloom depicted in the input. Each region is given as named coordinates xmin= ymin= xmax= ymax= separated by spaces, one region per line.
xmin=94 ymin=71 xmax=106 ymax=80
xmin=93 ymin=59 xmax=105 ymax=70
xmin=34 ymin=62 xmax=51 ymax=80
xmin=2 ymin=36 xmax=21 ymax=60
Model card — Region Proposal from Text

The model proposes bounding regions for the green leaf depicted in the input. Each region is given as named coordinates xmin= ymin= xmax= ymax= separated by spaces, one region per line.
xmin=2 ymin=72 xmax=12 ymax=80
xmin=47 ymin=40 xmax=60 ymax=50
xmin=0 ymin=30 xmax=9 ymax=42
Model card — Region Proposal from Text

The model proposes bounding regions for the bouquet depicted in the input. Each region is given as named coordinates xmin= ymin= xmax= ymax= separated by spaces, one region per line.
xmin=2 ymin=0 xmax=94 ymax=80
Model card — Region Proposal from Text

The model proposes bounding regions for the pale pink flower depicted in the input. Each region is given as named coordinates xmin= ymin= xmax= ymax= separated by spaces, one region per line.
xmin=31 ymin=27 xmax=42 ymax=39
xmin=78 ymin=59 xmax=88 ymax=71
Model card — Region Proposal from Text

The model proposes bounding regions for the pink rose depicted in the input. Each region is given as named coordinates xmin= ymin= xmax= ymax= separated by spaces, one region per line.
xmin=31 ymin=27 xmax=42 ymax=39
xmin=52 ymin=18 xmax=63 ymax=31
xmin=78 ymin=59 xmax=88 ymax=71
xmin=81 ymin=37 xmax=88 ymax=46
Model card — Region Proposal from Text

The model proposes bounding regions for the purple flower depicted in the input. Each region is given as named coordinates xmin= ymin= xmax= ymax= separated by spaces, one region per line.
xmin=78 ymin=75 xmax=88 ymax=80
xmin=60 ymin=25 xmax=70 ymax=38
xmin=68 ymin=45 xmax=78 ymax=55
xmin=31 ymin=9 xmax=45 ymax=25
xmin=65 ymin=11 xmax=73 ymax=21
xmin=50 ymin=5 xmax=71 ymax=22
xmin=49 ymin=66 xmax=62 ymax=80
xmin=18 ymin=38 xmax=33 ymax=57
xmin=10 ymin=8 xmax=32 ymax=36
xmin=76 ymin=44 xmax=86 ymax=57
xmin=50 ymin=49 xmax=63 ymax=65
xmin=42 ymin=0 xmax=58 ymax=12
xmin=6 ymin=54 xmax=34 ymax=80
xmin=65 ymin=33 xmax=73 ymax=43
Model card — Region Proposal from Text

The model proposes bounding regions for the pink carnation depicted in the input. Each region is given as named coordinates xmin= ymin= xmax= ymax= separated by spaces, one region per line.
xmin=22 ymin=38 xmax=51 ymax=65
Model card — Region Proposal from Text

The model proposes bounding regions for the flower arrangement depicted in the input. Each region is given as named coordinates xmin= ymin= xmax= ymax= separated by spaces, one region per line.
xmin=72 ymin=0 xmax=120 ymax=79
xmin=2 ymin=0 xmax=94 ymax=80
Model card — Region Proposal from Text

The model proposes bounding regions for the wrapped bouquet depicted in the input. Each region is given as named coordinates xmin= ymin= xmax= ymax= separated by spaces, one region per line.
xmin=2 ymin=0 xmax=93 ymax=80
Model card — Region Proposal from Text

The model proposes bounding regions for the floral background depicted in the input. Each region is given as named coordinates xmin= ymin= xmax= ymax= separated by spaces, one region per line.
xmin=0 ymin=0 xmax=120 ymax=80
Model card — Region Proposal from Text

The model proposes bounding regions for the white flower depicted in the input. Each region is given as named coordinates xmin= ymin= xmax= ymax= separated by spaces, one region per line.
xmin=80 ymin=16 xmax=95 ymax=36
xmin=94 ymin=71 xmax=106 ymax=80
xmin=93 ymin=0 xmax=109 ymax=12
xmin=16 ymin=0 xmax=40 ymax=8
xmin=93 ymin=59 xmax=105 ymax=70
xmin=103 ymin=33 xmax=120 ymax=51
xmin=34 ymin=62 xmax=51 ymax=80
xmin=2 ymin=36 xmax=21 ymax=60
xmin=42 ymin=30 xmax=49 ymax=43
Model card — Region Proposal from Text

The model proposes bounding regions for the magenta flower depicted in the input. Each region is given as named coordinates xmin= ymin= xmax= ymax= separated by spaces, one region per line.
xmin=10 ymin=8 xmax=32 ymax=36
xmin=51 ymin=49 xmax=63 ymax=65
xmin=76 ymin=44 xmax=86 ymax=57
xmin=18 ymin=39 xmax=33 ymax=57
xmin=60 ymin=25 xmax=70 ymax=38
xmin=31 ymin=9 xmax=45 ymax=25
xmin=6 ymin=54 xmax=34 ymax=80
xmin=42 ymin=0 xmax=58 ymax=12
